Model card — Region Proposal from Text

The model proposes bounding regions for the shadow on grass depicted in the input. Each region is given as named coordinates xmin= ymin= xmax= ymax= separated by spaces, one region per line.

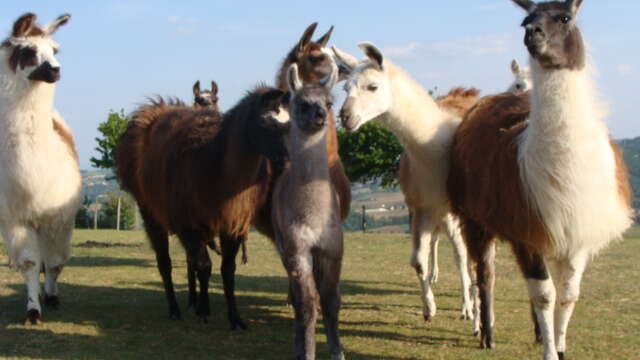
xmin=66 ymin=256 xmax=154 ymax=268
xmin=0 ymin=271 xmax=472 ymax=359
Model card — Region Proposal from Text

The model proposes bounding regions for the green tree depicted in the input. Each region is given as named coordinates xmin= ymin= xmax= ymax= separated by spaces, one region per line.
xmin=338 ymin=122 xmax=403 ymax=188
xmin=90 ymin=109 xmax=129 ymax=177
xmin=97 ymin=193 xmax=136 ymax=230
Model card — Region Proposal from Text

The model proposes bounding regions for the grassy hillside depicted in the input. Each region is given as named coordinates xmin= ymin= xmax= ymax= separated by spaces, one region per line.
xmin=1 ymin=230 xmax=639 ymax=359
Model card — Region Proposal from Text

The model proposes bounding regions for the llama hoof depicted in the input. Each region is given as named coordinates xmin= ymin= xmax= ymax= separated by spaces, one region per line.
xmin=330 ymin=352 xmax=346 ymax=360
xmin=558 ymin=352 xmax=565 ymax=360
xmin=230 ymin=317 xmax=248 ymax=331
xmin=168 ymin=308 xmax=182 ymax=320
xmin=25 ymin=309 xmax=41 ymax=325
xmin=480 ymin=337 xmax=494 ymax=350
xmin=473 ymin=330 xmax=480 ymax=338
xmin=535 ymin=335 xmax=543 ymax=344
xmin=44 ymin=294 xmax=60 ymax=309
xmin=423 ymin=314 xmax=432 ymax=322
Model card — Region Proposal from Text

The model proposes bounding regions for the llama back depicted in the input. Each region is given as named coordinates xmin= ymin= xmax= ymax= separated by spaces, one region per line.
xmin=436 ymin=87 xmax=481 ymax=118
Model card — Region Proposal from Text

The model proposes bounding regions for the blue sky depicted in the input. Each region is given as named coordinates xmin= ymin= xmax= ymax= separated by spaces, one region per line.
xmin=2 ymin=1 xmax=638 ymax=169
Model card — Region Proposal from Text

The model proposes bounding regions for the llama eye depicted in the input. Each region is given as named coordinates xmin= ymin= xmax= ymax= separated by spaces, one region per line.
xmin=557 ymin=15 xmax=571 ymax=24
xmin=367 ymin=84 xmax=378 ymax=92
xmin=516 ymin=84 xmax=522 ymax=90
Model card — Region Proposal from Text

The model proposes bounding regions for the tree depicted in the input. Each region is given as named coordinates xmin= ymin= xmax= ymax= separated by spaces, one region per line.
xmin=97 ymin=193 xmax=136 ymax=230
xmin=338 ymin=122 xmax=403 ymax=188
xmin=90 ymin=109 xmax=129 ymax=177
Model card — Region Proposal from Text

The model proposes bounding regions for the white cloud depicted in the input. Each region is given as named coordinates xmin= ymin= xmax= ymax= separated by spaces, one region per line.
xmin=618 ymin=64 xmax=634 ymax=76
xmin=383 ymin=34 xmax=513 ymax=61
xmin=167 ymin=16 xmax=198 ymax=34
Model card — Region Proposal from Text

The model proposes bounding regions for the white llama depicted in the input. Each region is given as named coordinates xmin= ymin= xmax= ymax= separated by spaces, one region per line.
xmin=333 ymin=43 xmax=476 ymax=322
xmin=0 ymin=13 xmax=81 ymax=324
xmin=508 ymin=59 xmax=532 ymax=94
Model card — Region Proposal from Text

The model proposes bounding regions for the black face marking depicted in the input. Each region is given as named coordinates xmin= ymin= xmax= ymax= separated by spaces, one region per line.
xmin=8 ymin=45 xmax=38 ymax=72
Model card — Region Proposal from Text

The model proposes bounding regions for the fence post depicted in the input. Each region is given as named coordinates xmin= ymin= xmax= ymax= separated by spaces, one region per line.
xmin=361 ymin=205 xmax=367 ymax=233
xmin=116 ymin=196 xmax=122 ymax=231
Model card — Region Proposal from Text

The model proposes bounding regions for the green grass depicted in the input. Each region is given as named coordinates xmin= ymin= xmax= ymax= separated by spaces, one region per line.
xmin=1 ymin=229 xmax=639 ymax=359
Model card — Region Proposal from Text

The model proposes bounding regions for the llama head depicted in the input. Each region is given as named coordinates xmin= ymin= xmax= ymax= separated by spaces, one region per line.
xmin=246 ymin=87 xmax=291 ymax=164
xmin=287 ymin=63 xmax=337 ymax=135
xmin=1 ymin=13 xmax=71 ymax=85
xmin=333 ymin=42 xmax=392 ymax=132
xmin=192 ymin=80 xmax=219 ymax=110
xmin=508 ymin=59 xmax=532 ymax=93
xmin=282 ymin=22 xmax=336 ymax=86
xmin=511 ymin=0 xmax=585 ymax=70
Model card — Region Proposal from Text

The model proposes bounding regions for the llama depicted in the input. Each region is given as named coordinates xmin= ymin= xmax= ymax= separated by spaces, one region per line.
xmin=508 ymin=59 xmax=532 ymax=94
xmin=272 ymin=23 xmax=351 ymax=222
xmin=192 ymin=80 xmax=219 ymax=110
xmin=116 ymin=87 xmax=290 ymax=330
xmin=447 ymin=1 xmax=632 ymax=359
xmin=272 ymin=63 xmax=345 ymax=360
xmin=333 ymin=44 xmax=476 ymax=322
xmin=0 ymin=13 xmax=81 ymax=324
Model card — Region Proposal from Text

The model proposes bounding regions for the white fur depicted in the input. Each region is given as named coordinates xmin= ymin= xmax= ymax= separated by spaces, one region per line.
xmin=508 ymin=59 xmax=532 ymax=94
xmin=527 ymin=278 xmax=558 ymax=360
xmin=337 ymin=44 xmax=473 ymax=321
xmin=0 ymin=30 xmax=81 ymax=317
xmin=518 ymin=60 xmax=632 ymax=259
xmin=269 ymin=105 xmax=290 ymax=124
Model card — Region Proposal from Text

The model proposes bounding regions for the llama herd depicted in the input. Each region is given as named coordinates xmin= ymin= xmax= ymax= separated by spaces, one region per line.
xmin=0 ymin=1 xmax=633 ymax=360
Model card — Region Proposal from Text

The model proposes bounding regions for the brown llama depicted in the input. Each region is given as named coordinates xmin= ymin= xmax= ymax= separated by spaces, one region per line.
xmin=272 ymin=63 xmax=344 ymax=360
xmin=116 ymin=87 xmax=290 ymax=330
xmin=447 ymin=1 xmax=632 ymax=359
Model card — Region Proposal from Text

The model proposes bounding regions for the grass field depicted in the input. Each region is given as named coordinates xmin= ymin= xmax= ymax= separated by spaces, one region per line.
xmin=1 ymin=229 xmax=639 ymax=359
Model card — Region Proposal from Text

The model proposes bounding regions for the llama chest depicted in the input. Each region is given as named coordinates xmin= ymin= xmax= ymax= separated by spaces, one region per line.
xmin=519 ymin=126 xmax=632 ymax=257
xmin=399 ymin=148 xmax=450 ymax=210
xmin=0 ymin=119 xmax=81 ymax=221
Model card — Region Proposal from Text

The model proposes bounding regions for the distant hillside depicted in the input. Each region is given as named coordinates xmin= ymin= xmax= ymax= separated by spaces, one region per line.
xmin=618 ymin=137 xmax=640 ymax=208
xmin=81 ymin=170 xmax=120 ymax=201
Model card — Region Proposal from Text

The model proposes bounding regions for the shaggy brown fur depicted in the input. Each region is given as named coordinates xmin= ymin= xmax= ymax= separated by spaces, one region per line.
xmin=117 ymin=87 xmax=288 ymax=329
xmin=52 ymin=118 xmax=78 ymax=162
xmin=436 ymin=87 xmax=481 ymax=118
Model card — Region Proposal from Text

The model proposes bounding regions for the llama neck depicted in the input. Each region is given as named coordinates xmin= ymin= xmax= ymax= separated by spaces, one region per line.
xmin=525 ymin=60 xmax=606 ymax=143
xmin=289 ymin=126 xmax=330 ymax=183
xmin=0 ymin=73 xmax=56 ymax=136
xmin=378 ymin=63 xmax=452 ymax=153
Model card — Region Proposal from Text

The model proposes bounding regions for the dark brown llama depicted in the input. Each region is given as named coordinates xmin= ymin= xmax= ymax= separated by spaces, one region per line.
xmin=116 ymin=87 xmax=289 ymax=330
xmin=447 ymin=1 xmax=632 ymax=359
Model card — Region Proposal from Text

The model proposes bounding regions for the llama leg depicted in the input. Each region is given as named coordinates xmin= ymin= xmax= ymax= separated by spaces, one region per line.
xmin=180 ymin=231 xmax=212 ymax=322
xmin=220 ymin=232 xmax=247 ymax=330
xmin=531 ymin=301 xmax=543 ymax=344
xmin=551 ymin=253 xmax=588 ymax=360
xmin=41 ymin=220 xmax=73 ymax=309
xmin=461 ymin=218 xmax=495 ymax=348
xmin=141 ymin=211 xmax=179 ymax=319
xmin=513 ymin=245 xmax=557 ymax=360
xmin=283 ymin=251 xmax=319 ymax=360
xmin=3 ymin=225 xmax=43 ymax=324
xmin=444 ymin=214 xmax=473 ymax=320
xmin=314 ymin=242 xmax=345 ymax=360
xmin=468 ymin=261 xmax=481 ymax=336
xmin=187 ymin=256 xmax=197 ymax=309
xmin=410 ymin=209 xmax=437 ymax=321
xmin=429 ymin=229 xmax=440 ymax=284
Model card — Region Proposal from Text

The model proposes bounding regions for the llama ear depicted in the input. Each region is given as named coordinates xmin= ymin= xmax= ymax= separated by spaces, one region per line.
xmin=319 ymin=63 xmax=339 ymax=90
xmin=12 ymin=13 xmax=37 ymax=38
xmin=315 ymin=26 xmax=334 ymax=47
xmin=193 ymin=81 xmax=201 ymax=96
xmin=511 ymin=0 xmax=537 ymax=13
xmin=332 ymin=46 xmax=359 ymax=79
xmin=566 ymin=0 xmax=584 ymax=14
xmin=210 ymin=81 xmax=218 ymax=96
xmin=43 ymin=14 xmax=71 ymax=36
xmin=287 ymin=64 xmax=303 ymax=93
xmin=297 ymin=22 xmax=318 ymax=53
xmin=262 ymin=89 xmax=285 ymax=109
xmin=358 ymin=42 xmax=384 ymax=70
xmin=511 ymin=59 xmax=521 ymax=75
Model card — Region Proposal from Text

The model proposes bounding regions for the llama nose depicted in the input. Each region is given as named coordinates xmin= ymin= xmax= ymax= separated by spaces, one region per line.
xmin=339 ymin=108 xmax=350 ymax=123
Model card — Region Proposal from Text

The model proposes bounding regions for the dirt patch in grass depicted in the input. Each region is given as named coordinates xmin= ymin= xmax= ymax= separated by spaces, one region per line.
xmin=74 ymin=240 xmax=140 ymax=248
